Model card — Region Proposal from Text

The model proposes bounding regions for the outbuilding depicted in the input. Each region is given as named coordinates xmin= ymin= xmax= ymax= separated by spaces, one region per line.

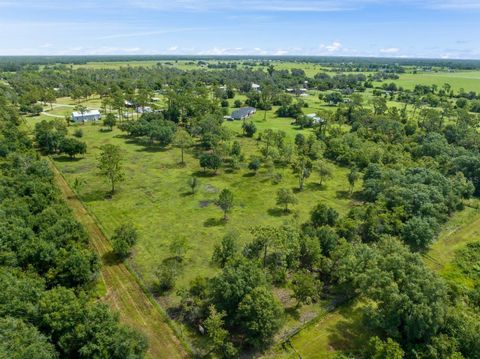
xmin=71 ymin=109 xmax=101 ymax=123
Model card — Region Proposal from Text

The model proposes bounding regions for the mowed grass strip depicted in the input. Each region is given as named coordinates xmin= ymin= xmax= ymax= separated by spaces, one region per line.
xmin=49 ymin=160 xmax=188 ymax=359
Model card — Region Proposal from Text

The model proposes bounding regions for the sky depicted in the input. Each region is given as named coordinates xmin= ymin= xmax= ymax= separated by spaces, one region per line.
xmin=0 ymin=0 xmax=479 ymax=59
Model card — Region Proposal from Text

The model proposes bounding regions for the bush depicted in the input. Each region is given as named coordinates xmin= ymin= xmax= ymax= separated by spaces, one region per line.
xmin=73 ymin=128 xmax=83 ymax=138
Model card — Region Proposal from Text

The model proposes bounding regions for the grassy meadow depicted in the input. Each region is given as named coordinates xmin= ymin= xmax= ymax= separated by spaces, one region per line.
xmin=25 ymin=60 xmax=480 ymax=357
xmin=26 ymin=98 xmax=359 ymax=348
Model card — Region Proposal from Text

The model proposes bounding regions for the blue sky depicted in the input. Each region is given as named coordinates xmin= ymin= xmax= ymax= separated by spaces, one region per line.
xmin=0 ymin=0 xmax=479 ymax=58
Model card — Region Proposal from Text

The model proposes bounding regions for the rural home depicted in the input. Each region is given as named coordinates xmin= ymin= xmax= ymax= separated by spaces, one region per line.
xmin=231 ymin=107 xmax=256 ymax=120
xmin=71 ymin=109 xmax=101 ymax=123
xmin=306 ymin=113 xmax=325 ymax=124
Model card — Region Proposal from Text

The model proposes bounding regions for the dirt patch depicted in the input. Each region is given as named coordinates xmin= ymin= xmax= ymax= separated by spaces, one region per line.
xmin=199 ymin=200 xmax=212 ymax=208
xmin=204 ymin=184 xmax=218 ymax=193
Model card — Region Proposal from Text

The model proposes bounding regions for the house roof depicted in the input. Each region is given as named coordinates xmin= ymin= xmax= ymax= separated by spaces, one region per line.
xmin=72 ymin=109 xmax=100 ymax=117
xmin=231 ymin=107 xmax=256 ymax=119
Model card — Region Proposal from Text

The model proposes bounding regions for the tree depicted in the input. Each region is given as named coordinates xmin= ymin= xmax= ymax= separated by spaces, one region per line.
xmin=0 ymin=317 xmax=57 ymax=359
xmin=316 ymin=160 xmax=333 ymax=186
xmin=372 ymin=96 xmax=388 ymax=115
xmin=173 ymin=128 xmax=194 ymax=164
xmin=276 ymin=188 xmax=298 ymax=212
xmin=59 ymin=137 xmax=87 ymax=158
xmin=97 ymin=144 xmax=125 ymax=195
xmin=34 ymin=119 xmax=67 ymax=154
xmin=103 ymin=113 xmax=117 ymax=130
xmin=217 ymin=189 xmax=234 ymax=220
xmin=203 ymin=305 xmax=237 ymax=359
xmin=237 ymin=286 xmax=283 ymax=348
xmin=364 ymin=337 xmax=405 ymax=359
xmin=310 ymin=203 xmax=338 ymax=227
xmin=212 ymin=231 xmax=239 ymax=267
xmin=291 ymin=271 xmax=322 ymax=306
xmin=200 ymin=152 xmax=221 ymax=173
xmin=156 ymin=263 xmax=177 ymax=292
xmin=242 ymin=121 xmax=256 ymax=137
xmin=347 ymin=167 xmax=360 ymax=195
xmin=248 ymin=157 xmax=262 ymax=174
xmin=188 ymin=176 xmax=199 ymax=194
xmin=111 ymin=223 xmax=138 ymax=259
xmin=292 ymin=156 xmax=312 ymax=191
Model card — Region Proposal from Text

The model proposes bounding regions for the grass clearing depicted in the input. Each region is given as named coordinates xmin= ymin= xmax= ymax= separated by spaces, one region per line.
xmin=49 ymin=160 xmax=188 ymax=359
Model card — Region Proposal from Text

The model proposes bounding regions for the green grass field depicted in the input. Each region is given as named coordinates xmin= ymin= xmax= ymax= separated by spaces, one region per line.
xmin=25 ymin=103 xmax=359 ymax=348
xmin=379 ymin=70 xmax=480 ymax=93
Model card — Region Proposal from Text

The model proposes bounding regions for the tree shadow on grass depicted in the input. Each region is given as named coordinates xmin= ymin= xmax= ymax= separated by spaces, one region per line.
xmin=285 ymin=306 xmax=301 ymax=321
xmin=54 ymin=156 xmax=83 ymax=163
xmin=326 ymin=305 xmax=371 ymax=354
xmin=81 ymin=189 xmax=109 ymax=202
xmin=192 ymin=170 xmax=217 ymax=178
xmin=103 ymin=251 xmax=122 ymax=266
xmin=267 ymin=207 xmax=289 ymax=217
xmin=204 ymin=217 xmax=227 ymax=227
xmin=336 ymin=190 xmax=350 ymax=199
xmin=306 ymin=182 xmax=327 ymax=191
xmin=242 ymin=172 xmax=256 ymax=178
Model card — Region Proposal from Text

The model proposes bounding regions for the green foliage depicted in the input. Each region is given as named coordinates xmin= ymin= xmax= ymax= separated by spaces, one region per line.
xmin=156 ymin=263 xmax=177 ymax=292
xmin=217 ymin=188 xmax=234 ymax=220
xmin=111 ymin=223 xmax=138 ymax=259
xmin=291 ymin=270 xmax=322 ymax=305
xmin=310 ymin=203 xmax=339 ymax=227
xmin=212 ymin=231 xmax=240 ymax=268
xmin=172 ymin=127 xmax=194 ymax=164
xmin=364 ymin=336 xmax=404 ymax=359
xmin=237 ymin=286 xmax=283 ymax=348
xmin=34 ymin=119 xmax=67 ymax=154
xmin=188 ymin=176 xmax=199 ymax=194
xmin=0 ymin=317 xmax=57 ymax=359
xmin=204 ymin=305 xmax=238 ymax=358
xmin=59 ymin=137 xmax=87 ymax=158
xmin=276 ymin=188 xmax=297 ymax=212
xmin=103 ymin=112 xmax=117 ymax=130
xmin=248 ymin=156 xmax=262 ymax=173
xmin=97 ymin=144 xmax=124 ymax=194
xmin=242 ymin=121 xmax=257 ymax=137
xmin=200 ymin=152 xmax=221 ymax=173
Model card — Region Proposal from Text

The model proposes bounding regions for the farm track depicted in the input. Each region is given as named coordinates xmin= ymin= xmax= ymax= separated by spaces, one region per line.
xmin=49 ymin=160 xmax=188 ymax=359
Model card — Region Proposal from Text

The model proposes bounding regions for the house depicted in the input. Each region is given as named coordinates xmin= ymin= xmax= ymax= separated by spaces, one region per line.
xmin=251 ymin=83 xmax=261 ymax=91
xmin=231 ymin=107 xmax=256 ymax=120
xmin=223 ymin=115 xmax=234 ymax=121
xmin=124 ymin=100 xmax=134 ymax=107
xmin=136 ymin=106 xmax=153 ymax=114
xmin=306 ymin=113 xmax=325 ymax=124
xmin=71 ymin=109 xmax=101 ymax=123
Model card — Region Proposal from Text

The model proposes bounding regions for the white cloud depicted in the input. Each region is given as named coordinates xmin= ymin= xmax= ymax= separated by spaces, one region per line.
xmin=379 ymin=47 xmax=400 ymax=54
xmin=320 ymin=41 xmax=343 ymax=53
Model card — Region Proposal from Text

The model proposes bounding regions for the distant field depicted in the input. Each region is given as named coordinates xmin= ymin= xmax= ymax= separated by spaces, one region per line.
xmin=382 ymin=70 xmax=480 ymax=93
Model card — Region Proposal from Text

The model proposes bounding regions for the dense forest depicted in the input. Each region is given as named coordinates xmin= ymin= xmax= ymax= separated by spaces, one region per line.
xmin=1 ymin=57 xmax=480 ymax=358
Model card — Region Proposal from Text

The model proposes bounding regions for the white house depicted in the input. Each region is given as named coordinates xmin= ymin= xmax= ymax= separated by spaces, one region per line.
xmin=71 ymin=109 xmax=101 ymax=123
xmin=306 ymin=113 xmax=325 ymax=124
xmin=251 ymin=83 xmax=261 ymax=91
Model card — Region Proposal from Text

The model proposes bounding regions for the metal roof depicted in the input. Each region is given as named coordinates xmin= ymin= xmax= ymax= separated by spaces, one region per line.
xmin=72 ymin=109 xmax=100 ymax=117
xmin=231 ymin=107 xmax=256 ymax=119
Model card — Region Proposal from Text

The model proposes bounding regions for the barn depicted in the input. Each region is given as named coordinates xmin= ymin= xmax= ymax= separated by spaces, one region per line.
xmin=71 ymin=109 xmax=101 ymax=123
